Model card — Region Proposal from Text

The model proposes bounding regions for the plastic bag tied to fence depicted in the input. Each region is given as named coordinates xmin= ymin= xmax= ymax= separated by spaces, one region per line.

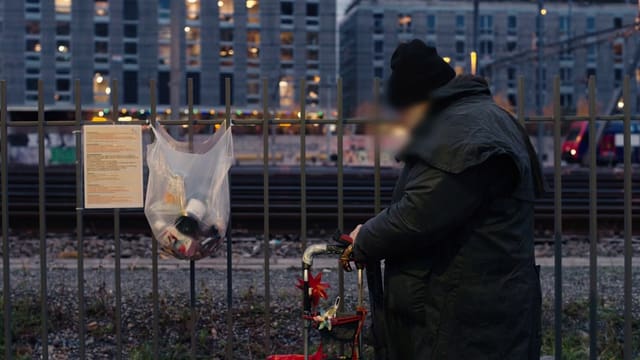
xmin=144 ymin=123 xmax=234 ymax=260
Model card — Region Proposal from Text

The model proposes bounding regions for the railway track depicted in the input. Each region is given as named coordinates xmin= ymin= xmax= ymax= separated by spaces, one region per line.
xmin=1 ymin=165 xmax=638 ymax=233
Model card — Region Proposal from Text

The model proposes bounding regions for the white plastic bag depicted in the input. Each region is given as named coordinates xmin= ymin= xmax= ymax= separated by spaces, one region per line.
xmin=144 ymin=124 xmax=233 ymax=260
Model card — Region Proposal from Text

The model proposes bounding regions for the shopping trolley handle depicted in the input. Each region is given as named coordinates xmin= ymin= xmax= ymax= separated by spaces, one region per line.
xmin=302 ymin=243 xmax=346 ymax=268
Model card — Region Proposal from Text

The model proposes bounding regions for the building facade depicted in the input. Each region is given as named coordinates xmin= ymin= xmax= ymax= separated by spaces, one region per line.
xmin=340 ymin=0 xmax=639 ymax=117
xmin=0 ymin=0 xmax=337 ymax=113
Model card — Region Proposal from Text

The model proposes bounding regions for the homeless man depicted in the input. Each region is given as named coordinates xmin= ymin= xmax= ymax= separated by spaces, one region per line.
xmin=349 ymin=39 xmax=544 ymax=360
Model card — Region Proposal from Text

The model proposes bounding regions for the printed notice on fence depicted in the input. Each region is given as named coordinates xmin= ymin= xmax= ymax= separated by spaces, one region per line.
xmin=83 ymin=125 xmax=143 ymax=208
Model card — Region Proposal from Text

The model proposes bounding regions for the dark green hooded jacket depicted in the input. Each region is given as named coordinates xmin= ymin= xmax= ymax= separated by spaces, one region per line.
xmin=353 ymin=76 xmax=543 ymax=360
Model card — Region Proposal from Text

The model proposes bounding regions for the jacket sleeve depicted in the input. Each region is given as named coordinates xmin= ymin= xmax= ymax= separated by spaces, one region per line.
xmin=353 ymin=158 xmax=514 ymax=262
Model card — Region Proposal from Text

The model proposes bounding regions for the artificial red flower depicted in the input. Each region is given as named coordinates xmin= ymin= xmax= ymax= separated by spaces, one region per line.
xmin=296 ymin=272 xmax=330 ymax=308
xmin=266 ymin=344 xmax=326 ymax=360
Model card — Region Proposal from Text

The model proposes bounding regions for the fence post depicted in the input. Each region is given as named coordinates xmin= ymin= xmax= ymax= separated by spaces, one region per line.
xmin=300 ymin=79 xmax=307 ymax=251
xmin=111 ymin=79 xmax=123 ymax=360
xmin=587 ymin=76 xmax=598 ymax=360
xmin=187 ymin=77 xmax=198 ymax=360
xmin=622 ymin=75 xmax=633 ymax=360
xmin=74 ymin=79 xmax=86 ymax=360
xmin=149 ymin=78 xmax=160 ymax=360
xmin=262 ymin=77 xmax=271 ymax=354
xmin=336 ymin=78 xmax=345 ymax=312
xmin=373 ymin=78 xmax=381 ymax=214
xmin=37 ymin=79 xmax=48 ymax=360
xmin=1 ymin=80 xmax=12 ymax=360
xmin=552 ymin=76 xmax=563 ymax=360
xmin=224 ymin=76 xmax=234 ymax=360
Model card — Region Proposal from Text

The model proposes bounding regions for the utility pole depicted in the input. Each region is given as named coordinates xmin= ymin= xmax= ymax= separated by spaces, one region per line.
xmin=536 ymin=0 xmax=546 ymax=162
xmin=170 ymin=0 xmax=184 ymax=131
xmin=471 ymin=0 xmax=479 ymax=75
xmin=473 ymin=0 xmax=479 ymax=54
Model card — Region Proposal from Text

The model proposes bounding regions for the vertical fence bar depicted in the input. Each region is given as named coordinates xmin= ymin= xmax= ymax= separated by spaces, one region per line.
xmin=37 ymin=80 xmax=48 ymax=359
xmin=262 ymin=78 xmax=271 ymax=354
xmin=187 ymin=77 xmax=197 ymax=360
xmin=517 ymin=77 xmax=525 ymax=126
xmin=300 ymin=79 xmax=307 ymax=250
xmin=74 ymin=79 xmax=86 ymax=360
xmin=225 ymin=76 xmax=234 ymax=360
xmin=622 ymin=75 xmax=632 ymax=360
xmin=373 ymin=78 xmax=381 ymax=214
xmin=587 ymin=76 xmax=598 ymax=360
xmin=337 ymin=78 xmax=345 ymax=314
xmin=111 ymin=80 xmax=123 ymax=360
xmin=149 ymin=79 xmax=160 ymax=360
xmin=552 ymin=76 xmax=563 ymax=360
xmin=1 ymin=81 xmax=11 ymax=360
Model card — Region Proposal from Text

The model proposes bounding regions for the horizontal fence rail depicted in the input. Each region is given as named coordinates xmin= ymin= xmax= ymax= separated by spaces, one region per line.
xmin=0 ymin=75 xmax=637 ymax=359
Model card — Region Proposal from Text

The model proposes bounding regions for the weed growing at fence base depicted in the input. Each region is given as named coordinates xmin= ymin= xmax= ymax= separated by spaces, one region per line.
xmin=542 ymin=299 xmax=640 ymax=359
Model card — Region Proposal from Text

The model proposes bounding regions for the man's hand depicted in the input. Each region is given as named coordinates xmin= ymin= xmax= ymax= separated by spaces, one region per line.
xmin=349 ymin=224 xmax=362 ymax=243
xmin=339 ymin=225 xmax=362 ymax=272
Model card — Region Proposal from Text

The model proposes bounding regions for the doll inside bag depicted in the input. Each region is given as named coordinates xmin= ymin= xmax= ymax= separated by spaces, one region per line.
xmin=144 ymin=123 xmax=233 ymax=260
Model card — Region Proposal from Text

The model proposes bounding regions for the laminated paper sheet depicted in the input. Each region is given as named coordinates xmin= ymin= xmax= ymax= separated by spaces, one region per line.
xmin=83 ymin=125 xmax=144 ymax=208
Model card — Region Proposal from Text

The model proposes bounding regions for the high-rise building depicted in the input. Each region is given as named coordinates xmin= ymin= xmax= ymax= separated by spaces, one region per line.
xmin=340 ymin=0 xmax=638 ymax=117
xmin=0 ymin=0 xmax=337 ymax=113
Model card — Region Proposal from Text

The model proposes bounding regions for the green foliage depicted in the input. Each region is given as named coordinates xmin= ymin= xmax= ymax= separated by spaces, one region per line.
xmin=541 ymin=299 xmax=640 ymax=360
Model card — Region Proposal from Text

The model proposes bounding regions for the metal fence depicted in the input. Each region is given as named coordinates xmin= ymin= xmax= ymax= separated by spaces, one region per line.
xmin=0 ymin=75 xmax=637 ymax=360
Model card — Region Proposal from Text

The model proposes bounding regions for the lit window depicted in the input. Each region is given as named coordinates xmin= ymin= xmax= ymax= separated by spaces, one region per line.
xmin=55 ymin=0 xmax=71 ymax=14
xmin=247 ymin=82 xmax=260 ymax=96
xmin=159 ymin=26 xmax=171 ymax=41
xmin=247 ymin=30 xmax=261 ymax=44
xmin=95 ymin=0 xmax=108 ymax=17
xmin=26 ymin=40 xmax=41 ymax=53
xmin=185 ymin=27 xmax=200 ymax=41
xmin=613 ymin=42 xmax=624 ymax=63
xmin=93 ymin=72 xmax=110 ymax=104
xmin=281 ymin=32 xmax=294 ymax=46
xmin=279 ymin=76 xmax=294 ymax=108
xmin=397 ymin=14 xmax=412 ymax=33
xmin=220 ymin=45 xmax=234 ymax=57
xmin=158 ymin=45 xmax=171 ymax=66
xmin=187 ymin=44 xmax=201 ymax=67
xmin=247 ymin=0 xmax=259 ymax=24
xmin=248 ymin=46 xmax=259 ymax=59
xmin=185 ymin=0 xmax=200 ymax=20
xmin=281 ymin=48 xmax=293 ymax=62
xmin=219 ymin=0 xmax=234 ymax=22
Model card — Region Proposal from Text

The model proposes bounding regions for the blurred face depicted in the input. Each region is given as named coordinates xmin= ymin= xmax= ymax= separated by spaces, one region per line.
xmin=396 ymin=101 xmax=430 ymax=132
